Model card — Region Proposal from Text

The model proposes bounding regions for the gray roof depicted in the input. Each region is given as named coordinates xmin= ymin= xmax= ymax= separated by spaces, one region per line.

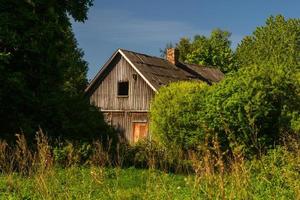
xmin=86 ymin=49 xmax=224 ymax=93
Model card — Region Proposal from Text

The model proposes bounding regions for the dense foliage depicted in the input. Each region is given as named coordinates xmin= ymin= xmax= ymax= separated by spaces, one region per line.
xmin=235 ymin=15 xmax=300 ymax=69
xmin=152 ymin=15 xmax=300 ymax=155
xmin=203 ymin=65 xmax=299 ymax=154
xmin=235 ymin=15 xmax=300 ymax=135
xmin=0 ymin=0 xmax=113 ymax=142
xmin=162 ymin=29 xmax=236 ymax=73
xmin=150 ymin=81 xmax=207 ymax=150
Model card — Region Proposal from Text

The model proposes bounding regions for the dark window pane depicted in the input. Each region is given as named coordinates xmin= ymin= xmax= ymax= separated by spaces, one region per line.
xmin=118 ymin=81 xmax=129 ymax=96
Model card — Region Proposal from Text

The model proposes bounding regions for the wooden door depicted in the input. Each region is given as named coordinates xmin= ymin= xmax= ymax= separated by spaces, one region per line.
xmin=132 ymin=122 xmax=148 ymax=143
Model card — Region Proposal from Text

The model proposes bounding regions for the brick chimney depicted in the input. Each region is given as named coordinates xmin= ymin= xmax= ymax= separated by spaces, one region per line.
xmin=166 ymin=48 xmax=179 ymax=65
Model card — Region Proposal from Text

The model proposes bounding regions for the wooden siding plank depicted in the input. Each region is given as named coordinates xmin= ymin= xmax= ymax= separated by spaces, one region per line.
xmin=89 ymin=54 xmax=154 ymax=142
xmin=91 ymin=55 xmax=155 ymax=111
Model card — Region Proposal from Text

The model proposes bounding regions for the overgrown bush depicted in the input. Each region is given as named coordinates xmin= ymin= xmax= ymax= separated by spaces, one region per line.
xmin=150 ymin=15 xmax=300 ymax=156
xmin=150 ymin=81 xmax=208 ymax=150
xmin=53 ymin=142 xmax=93 ymax=167
xmin=150 ymin=66 xmax=299 ymax=155
xmin=122 ymin=139 xmax=192 ymax=173
xmin=202 ymin=65 xmax=300 ymax=155
xmin=0 ymin=131 xmax=195 ymax=174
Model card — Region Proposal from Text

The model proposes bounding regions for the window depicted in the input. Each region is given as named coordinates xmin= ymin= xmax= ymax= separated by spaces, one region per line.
xmin=117 ymin=81 xmax=129 ymax=96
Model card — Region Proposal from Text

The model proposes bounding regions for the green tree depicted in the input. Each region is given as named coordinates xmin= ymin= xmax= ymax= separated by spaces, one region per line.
xmin=161 ymin=29 xmax=236 ymax=73
xmin=185 ymin=29 xmax=236 ymax=73
xmin=235 ymin=15 xmax=300 ymax=134
xmin=0 ymin=0 xmax=113 ymax=142
xmin=152 ymin=15 xmax=300 ymax=155
xmin=203 ymin=15 xmax=300 ymax=154
xmin=236 ymin=15 xmax=300 ymax=70
xmin=175 ymin=37 xmax=191 ymax=62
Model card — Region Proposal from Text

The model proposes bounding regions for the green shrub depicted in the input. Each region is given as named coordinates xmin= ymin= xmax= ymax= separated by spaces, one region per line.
xmin=150 ymin=66 xmax=299 ymax=155
xmin=122 ymin=139 xmax=193 ymax=173
xmin=202 ymin=65 xmax=299 ymax=155
xmin=150 ymin=81 xmax=208 ymax=150
xmin=53 ymin=142 xmax=92 ymax=167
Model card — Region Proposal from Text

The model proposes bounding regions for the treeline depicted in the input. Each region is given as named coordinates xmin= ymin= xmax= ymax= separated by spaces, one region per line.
xmin=0 ymin=0 xmax=114 ymax=142
xmin=153 ymin=15 xmax=300 ymax=156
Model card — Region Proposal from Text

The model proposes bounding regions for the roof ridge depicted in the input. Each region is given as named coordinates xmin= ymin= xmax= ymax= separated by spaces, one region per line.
xmin=119 ymin=48 xmax=218 ymax=70
xmin=119 ymin=48 xmax=168 ymax=62
xmin=183 ymin=62 xmax=221 ymax=71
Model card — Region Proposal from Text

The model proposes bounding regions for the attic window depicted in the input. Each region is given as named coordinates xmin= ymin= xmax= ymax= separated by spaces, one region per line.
xmin=118 ymin=81 xmax=129 ymax=96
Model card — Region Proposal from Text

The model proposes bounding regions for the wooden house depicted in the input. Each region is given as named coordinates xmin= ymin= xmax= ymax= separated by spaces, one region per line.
xmin=85 ymin=48 xmax=224 ymax=143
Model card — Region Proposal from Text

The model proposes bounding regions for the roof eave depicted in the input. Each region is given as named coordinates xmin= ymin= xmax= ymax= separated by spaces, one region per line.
xmin=118 ymin=49 xmax=157 ymax=92
xmin=85 ymin=49 xmax=120 ymax=94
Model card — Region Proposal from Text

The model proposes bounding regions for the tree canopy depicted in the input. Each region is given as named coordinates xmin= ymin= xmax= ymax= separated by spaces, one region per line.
xmin=152 ymin=15 xmax=300 ymax=155
xmin=236 ymin=15 xmax=300 ymax=70
xmin=162 ymin=29 xmax=236 ymax=73
xmin=0 ymin=0 xmax=113 ymax=142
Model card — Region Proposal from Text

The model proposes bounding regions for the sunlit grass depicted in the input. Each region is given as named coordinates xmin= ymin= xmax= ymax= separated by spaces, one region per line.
xmin=0 ymin=131 xmax=299 ymax=199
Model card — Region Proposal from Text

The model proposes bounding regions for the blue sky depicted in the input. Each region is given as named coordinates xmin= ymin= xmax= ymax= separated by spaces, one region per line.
xmin=72 ymin=0 xmax=300 ymax=79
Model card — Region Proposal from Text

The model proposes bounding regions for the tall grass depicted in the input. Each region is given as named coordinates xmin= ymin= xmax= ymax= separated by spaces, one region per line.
xmin=0 ymin=130 xmax=299 ymax=199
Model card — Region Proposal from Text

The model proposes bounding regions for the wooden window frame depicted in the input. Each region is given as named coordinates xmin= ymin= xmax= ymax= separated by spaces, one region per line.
xmin=117 ymin=81 xmax=129 ymax=97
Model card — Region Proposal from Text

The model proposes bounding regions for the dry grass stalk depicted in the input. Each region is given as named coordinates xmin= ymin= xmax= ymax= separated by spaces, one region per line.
xmin=0 ymin=140 xmax=12 ymax=173
xmin=35 ymin=128 xmax=53 ymax=172
xmin=15 ymin=133 xmax=34 ymax=175
xmin=188 ymin=135 xmax=229 ymax=200
xmin=229 ymin=147 xmax=250 ymax=199
xmin=212 ymin=136 xmax=225 ymax=200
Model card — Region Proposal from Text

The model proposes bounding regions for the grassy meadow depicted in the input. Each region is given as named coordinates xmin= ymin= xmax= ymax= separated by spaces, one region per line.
xmin=0 ymin=131 xmax=299 ymax=200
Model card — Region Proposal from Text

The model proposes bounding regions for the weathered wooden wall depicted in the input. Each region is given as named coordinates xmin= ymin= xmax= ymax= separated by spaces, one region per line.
xmin=90 ymin=54 xmax=155 ymax=111
xmin=104 ymin=112 xmax=148 ymax=142
xmin=89 ymin=54 xmax=155 ymax=141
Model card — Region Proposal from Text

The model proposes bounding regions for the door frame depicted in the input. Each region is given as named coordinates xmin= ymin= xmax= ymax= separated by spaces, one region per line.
xmin=131 ymin=121 xmax=148 ymax=143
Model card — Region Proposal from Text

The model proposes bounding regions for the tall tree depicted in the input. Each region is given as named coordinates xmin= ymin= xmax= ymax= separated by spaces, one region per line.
xmin=236 ymin=15 xmax=300 ymax=69
xmin=185 ymin=29 xmax=236 ymax=73
xmin=0 ymin=0 xmax=112 ymax=141
xmin=161 ymin=29 xmax=236 ymax=73
xmin=235 ymin=15 xmax=300 ymax=134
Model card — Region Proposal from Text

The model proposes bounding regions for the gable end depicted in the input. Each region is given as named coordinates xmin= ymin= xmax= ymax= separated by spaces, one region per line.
xmin=85 ymin=49 xmax=157 ymax=96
